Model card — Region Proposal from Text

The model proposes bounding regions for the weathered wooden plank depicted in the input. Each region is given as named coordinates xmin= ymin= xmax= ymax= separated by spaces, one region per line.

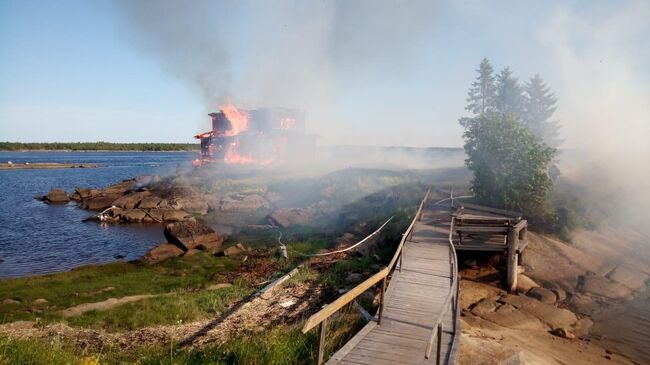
xmin=327 ymin=199 xmax=459 ymax=365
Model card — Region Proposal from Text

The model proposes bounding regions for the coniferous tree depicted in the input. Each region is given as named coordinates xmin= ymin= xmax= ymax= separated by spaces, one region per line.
xmin=523 ymin=74 xmax=562 ymax=149
xmin=495 ymin=67 xmax=524 ymax=119
xmin=465 ymin=58 xmax=497 ymax=116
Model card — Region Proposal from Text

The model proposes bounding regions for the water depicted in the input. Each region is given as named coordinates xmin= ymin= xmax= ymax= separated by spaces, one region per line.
xmin=0 ymin=151 xmax=195 ymax=278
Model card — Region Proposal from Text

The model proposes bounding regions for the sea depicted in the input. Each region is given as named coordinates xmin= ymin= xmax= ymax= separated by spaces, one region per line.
xmin=0 ymin=151 xmax=194 ymax=278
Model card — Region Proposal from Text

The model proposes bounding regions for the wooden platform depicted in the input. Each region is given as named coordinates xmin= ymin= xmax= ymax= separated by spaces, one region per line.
xmin=326 ymin=203 xmax=459 ymax=365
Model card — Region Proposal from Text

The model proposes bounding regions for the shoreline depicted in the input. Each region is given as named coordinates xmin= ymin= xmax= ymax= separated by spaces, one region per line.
xmin=0 ymin=162 xmax=98 ymax=170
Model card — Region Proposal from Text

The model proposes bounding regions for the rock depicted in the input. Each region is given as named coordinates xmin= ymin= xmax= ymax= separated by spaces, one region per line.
xmin=482 ymin=303 xmax=547 ymax=330
xmin=2 ymin=298 xmax=20 ymax=305
xmin=223 ymin=243 xmax=247 ymax=256
xmin=567 ymin=293 xmax=602 ymax=315
xmin=164 ymin=221 xmax=225 ymax=252
xmin=45 ymin=188 xmax=69 ymax=203
xmin=345 ymin=273 xmax=363 ymax=284
xmin=183 ymin=249 xmax=201 ymax=256
xmin=572 ymin=317 xmax=594 ymax=338
xmin=268 ymin=208 xmax=315 ymax=228
xmin=173 ymin=197 xmax=209 ymax=215
xmin=550 ymin=327 xmax=576 ymax=339
xmin=138 ymin=196 xmax=166 ymax=209
xmin=81 ymin=195 xmax=121 ymax=211
xmin=526 ymin=287 xmax=557 ymax=304
xmin=220 ymin=193 xmax=270 ymax=212
xmin=458 ymin=334 xmax=525 ymax=365
xmin=162 ymin=209 xmax=193 ymax=222
xmin=501 ymin=294 xmax=577 ymax=329
xmin=516 ymin=274 xmax=539 ymax=294
xmin=141 ymin=243 xmax=184 ymax=264
xmin=32 ymin=298 xmax=48 ymax=306
xmin=206 ymin=283 xmax=232 ymax=290
xmin=605 ymin=266 xmax=649 ymax=291
xmin=551 ymin=287 xmax=567 ymax=302
xmin=460 ymin=280 xmax=505 ymax=310
xmin=120 ymin=209 xmax=148 ymax=223
xmin=71 ymin=187 xmax=95 ymax=201
xmin=578 ymin=274 xmax=633 ymax=299
xmin=470 ymin=299 xmax=499 ymax=317
xmin=112 ymin=191 xmax=151 ymax=209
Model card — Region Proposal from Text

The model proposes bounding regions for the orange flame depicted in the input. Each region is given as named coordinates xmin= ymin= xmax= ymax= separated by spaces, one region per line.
xmin=221 ymin=101 xmax=249 ymax=137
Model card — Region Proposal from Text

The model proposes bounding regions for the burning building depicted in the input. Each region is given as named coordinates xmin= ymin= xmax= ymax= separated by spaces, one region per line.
xmin=193 ymin=105 xmax=313 ymax=166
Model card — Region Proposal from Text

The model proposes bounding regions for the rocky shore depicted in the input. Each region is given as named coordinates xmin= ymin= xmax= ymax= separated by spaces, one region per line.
xmin=458 ymin=227 xmax=650 ymax=364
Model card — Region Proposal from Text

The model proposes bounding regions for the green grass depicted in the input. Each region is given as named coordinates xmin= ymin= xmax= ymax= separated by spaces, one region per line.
xmin=66 ymin=283 xmax=252 ymax=331
xmin=0 ymin=308 xmax=365 ymax=365
xmin=0 ymin=252 xmax=245 ymax=326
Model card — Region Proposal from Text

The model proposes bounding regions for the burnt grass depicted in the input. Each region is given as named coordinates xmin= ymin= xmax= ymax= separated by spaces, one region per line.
xmin=0 ymin=166 xmax=471 ymax=364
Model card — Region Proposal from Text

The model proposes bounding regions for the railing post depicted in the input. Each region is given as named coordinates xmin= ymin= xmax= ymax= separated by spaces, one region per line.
xmin=378 ymin=276 xmax=387 ymax=325
xmin=398 ymin=252 xmax=403 ymax=272
xmin=318 ymin=318 xmax=328 ymax=365
xmin=436 ymin=323 xmax=443 ymax=365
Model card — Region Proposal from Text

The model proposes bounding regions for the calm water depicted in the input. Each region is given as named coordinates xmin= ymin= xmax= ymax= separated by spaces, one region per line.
xmin=0 ymin=151 xmax=195 ymax=278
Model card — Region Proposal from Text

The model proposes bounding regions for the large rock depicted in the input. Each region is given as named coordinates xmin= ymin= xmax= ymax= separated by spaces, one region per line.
xmin=164 ymin=221 xmax=225 ymax=251
xmin=577 ymin=274 xmax=633 ymax=299
xmin=481 ymin=303 xmax=547 ymax=330
xmin=81 ymin=195 xmax=122 ymax=211
xmin=223 ymin=243 xmax=247 ymax=256
xmin=220 ymin=193 xmax=270 ymax=212
xmin=138 ymin=196 xmax=167 ymax=209
xmin=460 ymin=280 xmax=505 ymax=310
xmin=470 ymin=299 xmax=499 ymax=317
xmin=605 ymin=266 xmax=649 ymax=291
xmin=45 ymin=188 xmax=69 ymax=203
xmin=120 ymin=209 xmax=148 ymax=223
xmin=516 ymin=274 xmax=539 ymax=294
xmin=526 ymin=287 xmax=557 ymax=304
xmin=141 ymin=243 xmax=184 ymax=264
xmin=112 ymin=191 xmax=151 ymax=209
xmin=171 ymin=197 xmax=209 ymax=215
xmin=268 ymin=208 xmax=315 ymax=228
xmin=500 ymin=294 xmax=577 ymax=329
xmin=70 ymin=187 xmax=95 ymax=201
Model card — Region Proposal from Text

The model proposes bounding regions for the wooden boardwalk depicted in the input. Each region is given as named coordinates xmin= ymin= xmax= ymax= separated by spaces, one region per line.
xmin=326 ymin=201 xmax=460 ymax=364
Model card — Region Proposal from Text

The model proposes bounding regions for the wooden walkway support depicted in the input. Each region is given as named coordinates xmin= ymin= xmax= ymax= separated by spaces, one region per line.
xmin=302 ymin=190 xmax=460 ymax=364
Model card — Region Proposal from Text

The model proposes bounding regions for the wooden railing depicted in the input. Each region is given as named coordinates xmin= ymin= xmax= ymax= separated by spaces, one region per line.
xmin=424 ymin=215 xmax=460 ymax=362
xmin=301 ymin=188 xmax=431 ymax=365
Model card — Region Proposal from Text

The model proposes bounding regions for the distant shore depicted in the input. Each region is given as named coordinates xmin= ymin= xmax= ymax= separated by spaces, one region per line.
xmin=0 ymin=142 xmax=199 ymax=152
xmin=0 ymin=162 xmax=98 ymax=170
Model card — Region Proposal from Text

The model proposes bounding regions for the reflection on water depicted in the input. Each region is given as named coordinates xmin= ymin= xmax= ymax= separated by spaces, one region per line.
xmin=0 ymin=151 xmax=194 ymax=278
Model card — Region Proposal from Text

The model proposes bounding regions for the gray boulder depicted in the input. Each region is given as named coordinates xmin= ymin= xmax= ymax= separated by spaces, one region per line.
xmin=164 ymin=221 xmax=225 ymax=252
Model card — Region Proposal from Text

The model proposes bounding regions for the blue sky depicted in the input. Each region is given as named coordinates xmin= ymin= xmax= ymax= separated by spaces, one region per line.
xmin=0 ymin=0 xmax=647 ymax=148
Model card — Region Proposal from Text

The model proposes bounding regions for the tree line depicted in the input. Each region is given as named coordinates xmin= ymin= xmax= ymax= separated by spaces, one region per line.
xmin=0 ymin=142 xmax=199 ymax=151
xmin=459 ymin=58 xmax=575 ymax=237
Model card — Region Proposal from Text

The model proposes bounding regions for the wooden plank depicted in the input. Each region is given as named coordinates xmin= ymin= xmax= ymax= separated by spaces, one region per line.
xmin=455 ymin=225 xmax=509 ymax=234
xmin=326 ymin=196 xmax=459 ymax=365
xmin=302 ymin=267 xmax=388 ymax=333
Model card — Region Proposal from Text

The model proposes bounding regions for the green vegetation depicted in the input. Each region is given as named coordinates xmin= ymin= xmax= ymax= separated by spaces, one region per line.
xmin=462 ymin=113 xmax=555 ymax=215
xmin=0 ymin=252 xmax=245 ymax=326
xmin=459 ymin=58 xmax=594 ymax=239
xmin=0 ymin=309 xmax=364 ymax=365
xmin=0 ymin=142 xmax=198 ymax=151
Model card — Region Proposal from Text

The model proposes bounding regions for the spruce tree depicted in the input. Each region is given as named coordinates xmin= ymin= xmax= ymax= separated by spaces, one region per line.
xmin=495 ymin=67 xmax=524 ymax=119
xmin=465 ymin=58 xmax=497 ymax=116
xmin=523 ymin=74 xmax=562 ymax=149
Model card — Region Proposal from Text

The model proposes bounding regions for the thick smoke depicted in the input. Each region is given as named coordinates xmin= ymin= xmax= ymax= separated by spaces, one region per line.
xmin=535 ymin=2 xmax=650 ymax=230
xmin=116 ymin=0 xmax=441 ymax=146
